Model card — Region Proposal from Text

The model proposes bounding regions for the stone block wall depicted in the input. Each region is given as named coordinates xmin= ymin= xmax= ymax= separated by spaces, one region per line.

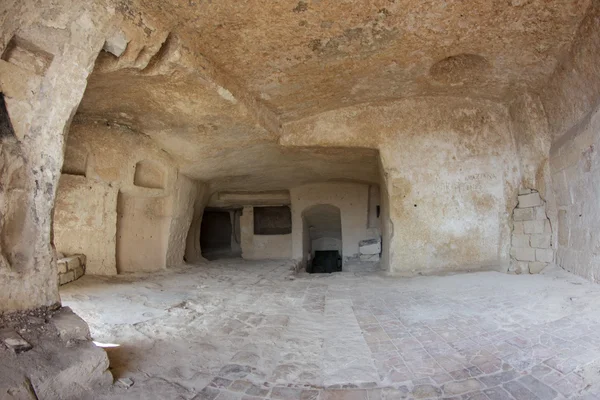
xmin=509 ymin=189 xmax=554 ymax=274
xmin=57 ymin=255 xmax=86 ymax=286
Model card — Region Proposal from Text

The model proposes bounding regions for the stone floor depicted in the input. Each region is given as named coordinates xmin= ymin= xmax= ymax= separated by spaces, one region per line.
xmin=61 ymin=259 xmax=600 ymax=399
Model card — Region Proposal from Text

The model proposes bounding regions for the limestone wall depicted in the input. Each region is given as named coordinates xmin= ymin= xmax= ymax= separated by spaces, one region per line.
xmin=117 ymin=194 xmax=171 ymax=272
xmin=53 ymin=174 xmax=118 ymax=275
xmin=240 ymin=206 xmax=293 ymax=260
xmin=166 ymin=174 xmax=203 ymax=267
xmin=0 ymin=0 xmax=113 ymax=312
xmin=540 ymin=2 xmax=600 ymax=281
xmin=290 ymin=182 xmax=372 ymax=262
xmin=283 ymin=98 xmax=520 ymax=274
xmin=57 ymin=121 xmax=204 ymax=273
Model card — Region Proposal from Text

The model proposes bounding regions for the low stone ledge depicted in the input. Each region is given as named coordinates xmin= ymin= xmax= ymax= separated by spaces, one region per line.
xmin=58 ymin=254 xmax=86 ymax=286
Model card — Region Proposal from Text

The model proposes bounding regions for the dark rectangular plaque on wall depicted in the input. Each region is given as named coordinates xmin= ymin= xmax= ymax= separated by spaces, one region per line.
xmin=254 ymin=206 xmax=292 ymax=235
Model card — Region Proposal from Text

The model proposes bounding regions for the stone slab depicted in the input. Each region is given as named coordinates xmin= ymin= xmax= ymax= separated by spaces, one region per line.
xmin=536 ymin=249 xmax=554 ymax=263
xmin=359 ymin=242 xmax=381 ymax=255
xmin=530 ymin=234 xmax=551 ymax=249
xmin=518 ymin=192 xmax=542 ymax=208
xmin=103 ymin=30 xmax=128 ymax=57
xmin=511 ymin=247 xmax=536 ymax=262
xmin=0 ymin=329 xmax=32 ymax=353
xmin=514 ymin=208 xmax=535 ymax=221
xmin=511 ymin=234 xmax=530 ymax=248
xmin=529 ymin=262 xmax=547 ymax=274
xmin=524 ymin=220 xmax=545 ymax=234
xmin=50 ymin=306 xmax=91 ymax=341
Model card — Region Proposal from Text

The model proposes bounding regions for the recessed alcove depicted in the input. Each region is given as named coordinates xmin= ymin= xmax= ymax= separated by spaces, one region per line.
xmin=133 ymin=160 xmax=165 ymax=189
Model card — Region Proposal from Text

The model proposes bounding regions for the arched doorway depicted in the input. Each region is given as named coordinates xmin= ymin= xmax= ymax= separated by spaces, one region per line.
xmin=302 ymin=204 xmax=342 ymax=273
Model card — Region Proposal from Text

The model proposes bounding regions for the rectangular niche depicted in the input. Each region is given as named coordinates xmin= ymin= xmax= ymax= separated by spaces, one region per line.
xmin=1 ymin=35 xmax=54 ymax=76
xmin=254 ymin=206 xmax=292 ymax=235
xmin=134 ymin=160 xmax=165 ymax=189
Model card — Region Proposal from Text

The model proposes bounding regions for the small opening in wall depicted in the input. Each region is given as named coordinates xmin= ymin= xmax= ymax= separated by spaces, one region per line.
xmin=0 ymin=93 xmax=16 ymax=138
xmin=376 ymin=205 xmax=380 ymax=218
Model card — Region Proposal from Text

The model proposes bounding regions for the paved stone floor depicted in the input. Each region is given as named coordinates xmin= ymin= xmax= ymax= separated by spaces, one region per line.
xmin=61 ymin=259 xmax=600 ymax=399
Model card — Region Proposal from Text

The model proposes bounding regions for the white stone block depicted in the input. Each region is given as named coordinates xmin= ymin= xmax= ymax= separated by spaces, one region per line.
xmin=529 ymin=262 xmax=547 ymax=274
xmin=513 ymin=221 xmax=524 ymax=234
xmin=544 ymin=220 xmax=552 ymax=234
xmin=511 ymin=247 xmax=536 ymax=262
xmin=65 ymin=256 xmax=81 ymax=271
xmin=360 ymin=254 xmax=380 ymax=262
xmin=536 ymin=248 xmax=554 ymax=263
xmin=59 ymin=270 xmax=74 ymax=286
xmin=514 ymin=208 xmax=535 ymax=221
xmin=518 ymin=192 xmax=542 ymax=208
xmin=103 ymin=30 xmax=128 ymax=57
xmin=515 ymin=261 xmax=528 ymax=274
xmin=359 ymin=243 xmax=381 ymax=255
xmin=524 ymin=220 xmax=545 ymax=234
xmin=534 ymin=206 xmax=547 ymax=220
xmin=518 ymin=188 xmax=532 ymax=195
xmin=57 ymin=260 xmax=68 ymax=274
xmin=530 ymin=234 xmax=551 ymax=249
xmin=511 ymin=234 xmax=530 ymax=248
xmin=359 ymin=239 xmax=381 ymax=255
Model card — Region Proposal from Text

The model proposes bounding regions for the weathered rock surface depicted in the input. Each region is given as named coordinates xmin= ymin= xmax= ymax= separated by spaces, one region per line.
xmin=0 ymin=307 xmax=111 ymax=400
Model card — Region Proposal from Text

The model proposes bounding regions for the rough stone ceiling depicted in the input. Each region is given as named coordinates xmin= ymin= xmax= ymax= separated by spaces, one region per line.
xmin=76 ymin=0 xmax=592 ymax=190
xmin=127 ymin=0 xmax=591 ymax=121
xmin=76 ymin=68 xmax=380 ymax=191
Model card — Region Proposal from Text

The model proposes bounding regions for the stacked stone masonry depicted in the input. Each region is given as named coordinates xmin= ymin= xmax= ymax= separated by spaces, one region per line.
xmin=359 ymin=237 xmax=381 ymax=262
xmin=510 ymin=190 xmax=554 ymax=274
xmin=57 ymin=255 xmax=86 ymax=286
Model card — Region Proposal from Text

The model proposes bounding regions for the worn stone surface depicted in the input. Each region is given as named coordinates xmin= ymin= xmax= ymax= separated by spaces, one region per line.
xmin=0 ymin=0 xmax=113 ymax=312
xmin=544 ymin=0 xmax=600 ymax=283
xmin=283 ymin=98 xmax=520 ymax=274
xmin=2 ymin=0 xmax=600 ymax=398
xmin=57 ymin=260 xmax=600 ymax=399
xmin=50 ymin=306 xmax=91 ymax=342
xmin=57 ymin=255 xmax=86 ymax=286
xmin=0 ymin=329 xmax=32 ymax=353
xmin=0 ymin=307 xmax=112 ymax=399
xmin=103 ymin=0 xmax=590 ymax=121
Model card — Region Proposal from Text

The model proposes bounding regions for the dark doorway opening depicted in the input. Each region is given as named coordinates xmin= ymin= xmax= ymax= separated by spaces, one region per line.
xmin=200 ymin=210 xmax=236 ymax=260
xmin=302 ymin=204 xmax=343 ymax=274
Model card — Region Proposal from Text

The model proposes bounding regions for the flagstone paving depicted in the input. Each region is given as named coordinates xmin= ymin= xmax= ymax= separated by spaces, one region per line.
xmin=61 ymin=259 xmax=600 ymax=399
